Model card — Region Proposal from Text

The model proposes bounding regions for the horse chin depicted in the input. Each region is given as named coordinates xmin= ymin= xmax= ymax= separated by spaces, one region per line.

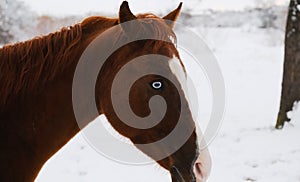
xmin=170 ymin=165 xmax=196 ymax=182
xmin=170 ymin=166 xmax=185 ymax=182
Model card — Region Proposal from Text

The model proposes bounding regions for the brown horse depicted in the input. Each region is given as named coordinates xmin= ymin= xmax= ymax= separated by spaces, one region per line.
xmin=0 ymin=1 xmax=211 ymax=182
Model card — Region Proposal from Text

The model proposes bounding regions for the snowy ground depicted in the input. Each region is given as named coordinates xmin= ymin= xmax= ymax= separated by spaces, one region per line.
xmin=35 ymin=25 xmax=300 ymax=182
xmin=198 ymin=27 xmax=300 ymax=182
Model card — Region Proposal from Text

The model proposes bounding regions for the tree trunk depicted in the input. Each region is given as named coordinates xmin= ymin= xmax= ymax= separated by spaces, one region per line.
xmin=276 ymin=0 xmax=300 ymax=129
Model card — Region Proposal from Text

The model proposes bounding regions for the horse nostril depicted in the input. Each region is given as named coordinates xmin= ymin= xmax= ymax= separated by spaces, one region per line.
xmin=194 ymin=162 xmax=205 ymax=182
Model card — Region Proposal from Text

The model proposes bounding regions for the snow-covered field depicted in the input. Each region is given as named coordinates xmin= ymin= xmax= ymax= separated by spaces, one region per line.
xmin=2 ymin=0 xmax=300 ymax=181
xmin=199 ymin=27 xmax=300 ymax=182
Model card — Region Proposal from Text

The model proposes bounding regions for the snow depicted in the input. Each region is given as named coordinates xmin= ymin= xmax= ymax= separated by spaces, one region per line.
xmin=0 ymin=0 xmax=8 ymax=8
xmin=1 ymin=1 xmax=300 ymax=181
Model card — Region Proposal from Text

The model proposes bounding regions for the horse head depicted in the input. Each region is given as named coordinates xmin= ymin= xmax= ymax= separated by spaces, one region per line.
xmin=96 ymin=2 xmax=211 ymax=181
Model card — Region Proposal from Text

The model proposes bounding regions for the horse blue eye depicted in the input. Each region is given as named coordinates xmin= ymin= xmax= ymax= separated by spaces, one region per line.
xmin=152 ymin=81 xmax=162 ymax=90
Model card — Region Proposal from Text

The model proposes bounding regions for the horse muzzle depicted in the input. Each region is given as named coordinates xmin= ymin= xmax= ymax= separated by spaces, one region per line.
xmin=170 ymin=158 xmax=210 ymax=182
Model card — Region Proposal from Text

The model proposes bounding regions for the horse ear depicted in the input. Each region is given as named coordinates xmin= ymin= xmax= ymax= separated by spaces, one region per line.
xmin=119 ymin=1 xmax=138 ymax=36
xmin=119 ymin=1 xmax=137 ymax=24
xmin=163 ymin=2 xmax=183 ymax=29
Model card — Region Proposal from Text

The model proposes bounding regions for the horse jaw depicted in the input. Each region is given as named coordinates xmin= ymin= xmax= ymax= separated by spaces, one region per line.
xmin=168 ymin=56 xmax=212 ymax=182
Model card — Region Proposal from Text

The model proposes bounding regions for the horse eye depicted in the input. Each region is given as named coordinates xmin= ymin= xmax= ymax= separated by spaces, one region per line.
xmin=151 ymin=81 xmax=162 ymax=90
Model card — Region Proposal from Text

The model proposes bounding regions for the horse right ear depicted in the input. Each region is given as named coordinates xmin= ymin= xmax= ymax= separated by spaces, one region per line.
xmin=163 ymin=2 xmax=183 ymax=29
xmin=119 ymin=1 xmax=137 ymax=36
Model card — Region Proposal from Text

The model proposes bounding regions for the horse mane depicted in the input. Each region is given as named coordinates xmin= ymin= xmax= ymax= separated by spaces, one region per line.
xmin=0 ymin=24 xmax=83 ymax=107
xmin=0 ymin=14 xmax=176 ymax=108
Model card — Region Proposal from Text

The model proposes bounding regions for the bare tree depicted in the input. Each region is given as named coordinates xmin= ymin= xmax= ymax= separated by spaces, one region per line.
xmin=276 ymin=0 xmax=300 ymax=129
xmin=0 ymin=0 xmax=35 ymax=44
xmin=0 ymin=0 xmax=13 ymax=44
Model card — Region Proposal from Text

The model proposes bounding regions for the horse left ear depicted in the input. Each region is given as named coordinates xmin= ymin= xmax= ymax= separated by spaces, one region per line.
xmin=119 ymin=1 xmax=137 ymax=24
xmin=118 ymin=1 xmax=138 ymax=37
xmin=163 ymin=2 xmax=183 ymax=29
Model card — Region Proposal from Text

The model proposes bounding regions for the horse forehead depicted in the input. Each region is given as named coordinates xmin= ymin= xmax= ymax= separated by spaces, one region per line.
xmin=168 ymin=56 xmax=187 ymax=90
xmin=169 ymin=57 xmax=203 ymax=150
xmin=168 ymin=56 xmax=191 ymax=110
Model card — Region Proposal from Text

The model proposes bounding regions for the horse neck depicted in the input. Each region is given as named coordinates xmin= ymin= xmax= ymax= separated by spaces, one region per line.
xmin=0 ymin=16 xmax=118 ymax=181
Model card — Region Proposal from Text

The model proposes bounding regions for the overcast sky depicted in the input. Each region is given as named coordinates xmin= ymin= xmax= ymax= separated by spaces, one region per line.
xmin=18 ymin=0 xmax=289 ymax=16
